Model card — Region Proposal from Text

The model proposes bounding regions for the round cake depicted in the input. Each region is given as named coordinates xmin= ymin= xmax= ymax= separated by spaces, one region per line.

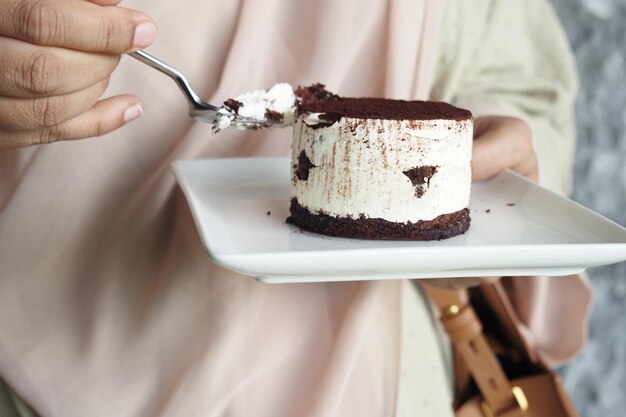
xmin=287 ymin=97 xmax=473 ymax=240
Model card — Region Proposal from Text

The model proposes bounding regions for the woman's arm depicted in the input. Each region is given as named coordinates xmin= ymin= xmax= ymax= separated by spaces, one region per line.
xmin=432 ymin=0 xmax=578 ymax=195
xmin=429 ymin=0 xmax=591 ymax=366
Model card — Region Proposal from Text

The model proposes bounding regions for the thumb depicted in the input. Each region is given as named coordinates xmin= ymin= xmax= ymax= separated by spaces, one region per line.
xmin=0 ymin=0 xmax=157 ymax=53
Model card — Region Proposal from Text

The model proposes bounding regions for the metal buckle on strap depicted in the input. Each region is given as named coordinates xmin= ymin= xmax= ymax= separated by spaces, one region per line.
xmin=444 ymin=304 xmax=461 ymax=317
xmin=480 ymin=386 xmax=529 ymax=417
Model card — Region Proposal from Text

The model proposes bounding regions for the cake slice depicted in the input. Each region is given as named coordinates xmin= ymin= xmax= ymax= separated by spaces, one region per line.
xmin=287 ymin=96 xmax=473 ymax=240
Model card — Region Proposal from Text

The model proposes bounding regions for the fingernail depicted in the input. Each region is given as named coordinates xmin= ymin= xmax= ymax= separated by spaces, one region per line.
xmin=124 ymin=104 xmax=143 ymax=123
xmin=133 ymin=22 xmax=157 ymax=48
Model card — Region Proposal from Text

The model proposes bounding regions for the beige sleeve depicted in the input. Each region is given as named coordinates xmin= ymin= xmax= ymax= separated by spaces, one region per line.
xmin=431 ymin=0 xmax=579 ymax=196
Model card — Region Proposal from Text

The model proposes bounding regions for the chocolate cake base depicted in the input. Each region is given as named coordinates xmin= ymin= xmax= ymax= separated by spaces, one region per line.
xmin=287 ymin=199 xmax=470 ymax=241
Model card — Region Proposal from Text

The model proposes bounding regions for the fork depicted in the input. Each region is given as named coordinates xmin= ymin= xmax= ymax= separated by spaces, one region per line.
xmin=129 ymin=50 xmax=272 ymax=130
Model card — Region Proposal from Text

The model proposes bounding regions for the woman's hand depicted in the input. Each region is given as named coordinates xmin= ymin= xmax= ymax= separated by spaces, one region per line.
xmin=427 ymin=116 xmax=537 ymax=290
xmin=472 ymin=116 xmax=538 ymax=182
xmin=0 ymin=0 xmax=157 ymax=148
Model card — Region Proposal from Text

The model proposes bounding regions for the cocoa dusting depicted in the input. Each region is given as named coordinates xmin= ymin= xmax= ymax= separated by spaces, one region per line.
xmin=301 ymin=97 xmax=472 ymax=121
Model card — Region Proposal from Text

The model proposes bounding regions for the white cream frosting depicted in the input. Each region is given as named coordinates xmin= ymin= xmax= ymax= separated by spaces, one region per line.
xmin=291 ymin=115 xmax=473 ymax=223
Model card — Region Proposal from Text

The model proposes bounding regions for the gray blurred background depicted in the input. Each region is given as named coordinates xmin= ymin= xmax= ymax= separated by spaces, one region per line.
xmin=547 ymin=0 xmax=626 ymax=416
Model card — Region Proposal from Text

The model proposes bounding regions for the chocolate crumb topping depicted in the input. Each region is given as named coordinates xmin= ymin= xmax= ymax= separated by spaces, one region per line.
xmin=223 ymin=99 xmax=242 ymax=113
xmin=294 ymin=83 xmax=340 ymax=106
xmin=265 ymin=109 xmax=283 ymax=121
xmin=403 ymin=166 xmax=438 ymax=198
xmin=296 ymin=151 xmax=316 ymax=181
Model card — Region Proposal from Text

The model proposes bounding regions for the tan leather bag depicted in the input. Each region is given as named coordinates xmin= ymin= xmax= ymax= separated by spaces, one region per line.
xmin=424 ymin=282 xmax=579 ymax=417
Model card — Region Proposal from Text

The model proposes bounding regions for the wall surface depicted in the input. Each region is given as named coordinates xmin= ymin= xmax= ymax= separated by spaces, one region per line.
xmin=547 ymin=1 xmax=626 ymax=416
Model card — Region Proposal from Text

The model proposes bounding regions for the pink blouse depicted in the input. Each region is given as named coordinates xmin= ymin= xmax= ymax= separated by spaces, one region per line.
xmin=0 ymin=1 xmax=590 ymax=416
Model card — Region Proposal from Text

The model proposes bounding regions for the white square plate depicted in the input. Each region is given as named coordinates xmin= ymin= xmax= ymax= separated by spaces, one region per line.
xmin=172 ymin=158 xmax=626 ymax=283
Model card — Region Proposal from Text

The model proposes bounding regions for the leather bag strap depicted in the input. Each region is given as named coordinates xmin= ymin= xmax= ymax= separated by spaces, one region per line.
xmin=423 ymin=284 xmax=526 ymax=417
xmin=478 ymin=283 xmax=538 ymax=365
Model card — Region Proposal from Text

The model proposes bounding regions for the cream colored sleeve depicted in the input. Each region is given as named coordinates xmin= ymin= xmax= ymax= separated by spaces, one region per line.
xmin=431 ymin=0 xmax=579 ymax=196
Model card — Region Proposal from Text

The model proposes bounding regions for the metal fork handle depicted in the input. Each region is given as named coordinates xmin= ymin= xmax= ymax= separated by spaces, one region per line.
xmin=129 ymin=50 xmax=219 ymax=113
